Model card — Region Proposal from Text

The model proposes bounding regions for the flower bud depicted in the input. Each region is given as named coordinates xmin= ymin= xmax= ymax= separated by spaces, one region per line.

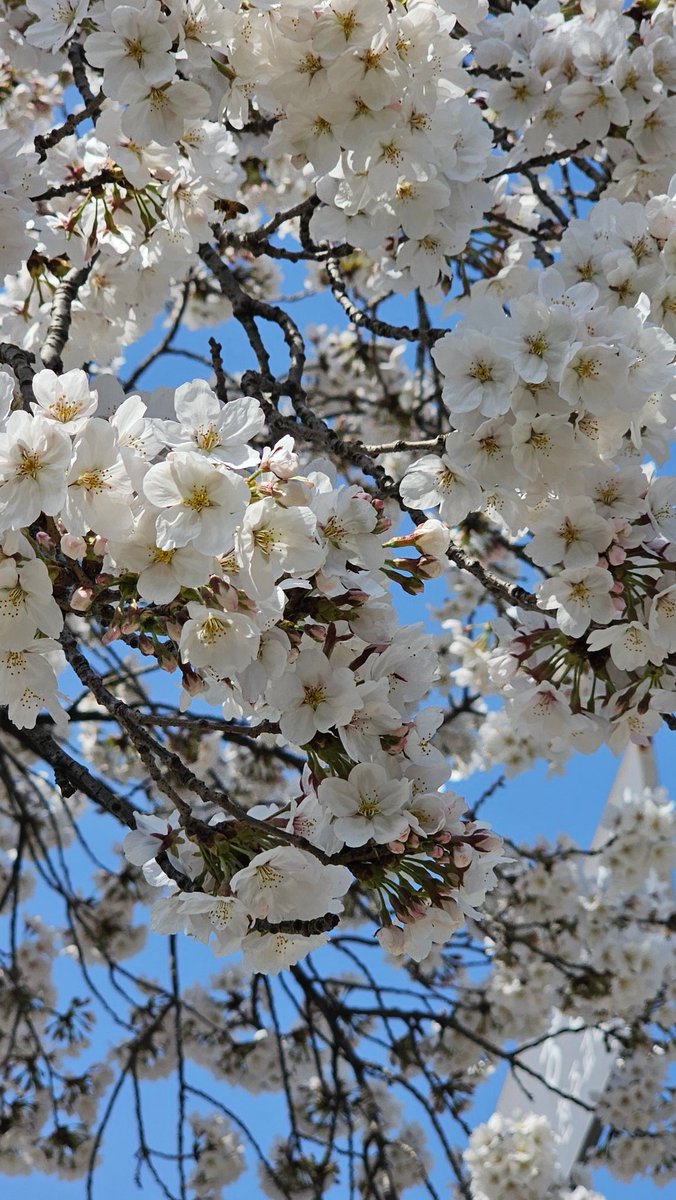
xmin=261 ymin=435 xmax=299 ymax=479
xmin=159 ymin=648 xmax=178 ymax=672
xmin=608 ymin=544 xmax=626 ymax=566
xmin=61 ymin=533 xmax=87 ymax=560
xmin=180 ymin=665 xmax=206 ymax=697
xmin=120 ymin=605 xmax=141 ymax=634
xmin=413 ymin=519 xmax=451 ymax=557
xmin=452 ymin=846 xmax=472 ymax=868
xmin=305 ymin=624 xmax=326 ymax=642
xmin=209 ymin=576 xmax=238 ymax=610
xmin=376 ymin=925 xmax=406 ymax=955
xmin=473 ymin=832 xmax=502 ymax=853
xmin=70 ymin=586 xmax=94 ymax=612
xmin=138 ymin=633 xmax=154 ymax=656
xmin=417 ymin=555 xmax=445 ymax=579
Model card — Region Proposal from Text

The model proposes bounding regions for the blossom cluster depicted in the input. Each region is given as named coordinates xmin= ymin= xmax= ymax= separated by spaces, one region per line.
xmin=463 ymin=1112 xmax=604 ymax=1200
xmin=0 ymin=363 xmax=503 ymax=971
xmin=473 ymin=0 xmax=676 ymax=203
xmin=481 ymin=782 xmax=674 ymax=1035
xmin=0 ymin=0 xmax=495 ymax=372
xmin=401 ymin=190 xmax=676 ymax=756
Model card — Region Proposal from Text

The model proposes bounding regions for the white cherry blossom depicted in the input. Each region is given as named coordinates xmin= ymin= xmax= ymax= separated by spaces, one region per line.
xmin=230 ymin=845 xmax=352 ymax=922
xmin=85 ymin=2 xmax=175 ymax=94
xmin=266 ymin=647 xmax=362 ymax=746
xmin=0 ymin=558 xmax=63 ymax=648
xmin=105 ymin=511 xmax=213 ymax=603
xmin=399 ymin=454 xmax=482 ymax=525
xmin=587 ymin=621 xmax=667 ymax=671
xmin=317 ymin=763 xmax=413 ymax=847
xmin=179 ymin=603 xmax=260 ymax=675
xmin=0 ymin=412 xmax=71 ymax=528
xmin=31 ymin=369 xmax=97 ymax=434
xmin=143 ymin=453 xmax=249 ymax=555
xmin=528 ymin=500 xmax=612 ymax=569
xmin=64 ymin=420 xmax=134 ymax=540
xmin=154 ymin=382 xmax=264 ymax=468
xmin=537 ymin=567 xmax=616 ymax=637
xmin=236 ymin=498 xmax=325 ymax=596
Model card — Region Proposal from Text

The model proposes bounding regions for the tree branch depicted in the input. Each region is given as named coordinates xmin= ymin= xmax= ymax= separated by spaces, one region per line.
xmin=0 ymin=342 xmax=36 ymax=405
xmin=42 ymin=259 xmax=97 ymax=373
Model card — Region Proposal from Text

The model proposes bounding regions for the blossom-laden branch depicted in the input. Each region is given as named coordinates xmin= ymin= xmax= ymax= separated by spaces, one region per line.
xmin=59 ymin=628 xmax=334 ymax=865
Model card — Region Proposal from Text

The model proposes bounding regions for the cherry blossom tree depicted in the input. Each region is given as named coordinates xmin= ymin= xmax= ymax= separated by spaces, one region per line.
xmin=0 ymin=1 xmax=673 ymax=1197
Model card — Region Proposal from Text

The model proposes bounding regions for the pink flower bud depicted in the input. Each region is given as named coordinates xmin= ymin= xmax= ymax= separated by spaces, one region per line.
xmin=36 ymin=531 xmax=54 ymax=550
xmin=209 ymin=576 xmax=238 ymax=610
xmin=61 ymin=533 xmax=87 ymax=560
xmin=305 ymin=624 xmax=326 ymax=642
xmin=261 ymin=436 xmax=299 ymax=480
xmin=608 ymin=544 xmax=626 ymax=566
xmin=376 ymin=925 xmax=406 ymax=954
xmin=93 ymin=535 xmax=107 ymax=556
xmin=387 ymin=840 xmax=406 ymax=854
xmin=417 ymin=555 xmax=444 ymax=579
xmin=70 ymin=586 xmax=93 ymax=612
xmin=473 ymin=832 xmax=502 ymax=853
xmin=181 ymin=665 xmax=206 ymax=697
xmin=452 ymin=846 xmax=472 ymax=868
